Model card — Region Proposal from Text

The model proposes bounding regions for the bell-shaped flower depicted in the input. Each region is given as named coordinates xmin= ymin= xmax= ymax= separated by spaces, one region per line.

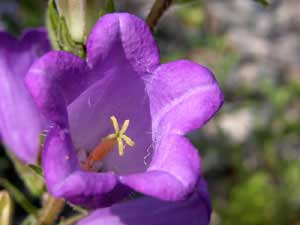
xmin=26 ymin=13 xmax=223 ymax=208
xmin=0 ymin=29 xmax=50 ymax=163
xmin=77 ymin=178 xmax=211 ymax=225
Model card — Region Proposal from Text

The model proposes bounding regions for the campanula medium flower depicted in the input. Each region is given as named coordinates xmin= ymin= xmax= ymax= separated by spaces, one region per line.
xmin=77 ymin=178 xmax=211 ymax=225
xmin=0 ymin=29 xmax=50 ymax=163
xmin=26 ymin=13 xmax=223 ymax=208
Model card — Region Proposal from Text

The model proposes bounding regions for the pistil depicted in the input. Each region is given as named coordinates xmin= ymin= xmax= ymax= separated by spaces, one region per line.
xmin=84 ymin=116 xmax=135 ymax=171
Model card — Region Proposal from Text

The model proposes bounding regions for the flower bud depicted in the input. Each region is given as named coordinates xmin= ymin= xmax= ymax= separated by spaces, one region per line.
xmin=0 ymin=191 xmax=13 ymax=225
xmin=55 ymin=0 xmax=104 ymax=43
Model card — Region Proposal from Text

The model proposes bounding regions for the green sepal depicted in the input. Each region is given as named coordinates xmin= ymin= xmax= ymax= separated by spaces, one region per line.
xmin=5 ymin=151 xmax=44 ymax=197
xmin=28 ymin=165 xmax=43 ymax=178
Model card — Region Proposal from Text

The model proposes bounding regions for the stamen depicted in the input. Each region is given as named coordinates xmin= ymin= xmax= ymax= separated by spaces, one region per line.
xmin=122 ymin=135 xmax=134 ymax=146
xmin=120 ymin=119 xmax=130 ymax=134
xmin=118 ymin=138 xmax=124 ymax=156
xmin=84 ymin=115 xmax=135 ymax=171
xmin=106 ymin=116 xmax=135 ymax=156
xmin=110 ymin=116 xmax=119 ymax=133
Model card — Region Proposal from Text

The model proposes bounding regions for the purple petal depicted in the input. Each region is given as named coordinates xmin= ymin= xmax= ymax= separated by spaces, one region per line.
xmin=147 ymin=60 xmax=224 ymax=134
xmin=120 ymin=60 xmax=223 ymax=201
xmin=42 ymin=125 xmax=124 ymax=208
xmin=87 ymin=13 xmax=160 ymax=73
xmin=26 ymin=52 xmax=127 ymax=207
xmin=0 ymin=29 xmax=50 ymax=163
xmin=120 ymin=134 xmax=200 ymax=201
xmin=25 ymin=51 xmax=89 ymax=127
xmin=77 ymin=178 xmax=211 ymax=225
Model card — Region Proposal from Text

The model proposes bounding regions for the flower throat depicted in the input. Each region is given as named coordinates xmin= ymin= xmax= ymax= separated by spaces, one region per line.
xmin=84 ymin=116 xmax=135 ymax=171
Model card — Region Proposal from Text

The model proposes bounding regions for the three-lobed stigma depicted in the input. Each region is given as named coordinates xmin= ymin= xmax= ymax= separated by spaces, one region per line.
xmin=107 ymin=115 xmax=135 ymax=156
xmin=84 ymin=116 xmax=135 ymax=171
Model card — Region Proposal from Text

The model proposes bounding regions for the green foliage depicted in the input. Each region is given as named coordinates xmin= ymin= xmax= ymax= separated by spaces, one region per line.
xmin=5 ymin=151 xmax=44 ymax=197
xmin=28 ymin=165 xmax=43 ymax=178
xmin=0 ymin=0 xmax=46 ymax=35
xmin=282 ymin=162 xmax=300 ymax=210
xmin=0 ymin=178 xmax=37 ymax=216
xmin=105 ymin=0 xmax=115 ymax=13
xmin=222 ymin=172 xmax=281 ymax=225
xmin=254 ymin=0 xmax=270 ymax=6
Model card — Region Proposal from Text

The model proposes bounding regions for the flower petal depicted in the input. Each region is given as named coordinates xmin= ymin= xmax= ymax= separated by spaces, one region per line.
xmin=87 ymin=13 xmax=160 ymax=73
xmin=77 ymin=178 xmax=211 ymax=225
xmin=43 ymin=125 xmax=126 ymax=208
xmin=120 ymin=134 xmax=200 ymax=201
xmin=120 ymin=60 xmax=223 ymax=201
xmin=0 ymin=29 xmax=50 ymax=163
xmin=25 ymin=51 xmax=89 ymax=127
xmin=147 ymin=60 xmax=224 ymax=134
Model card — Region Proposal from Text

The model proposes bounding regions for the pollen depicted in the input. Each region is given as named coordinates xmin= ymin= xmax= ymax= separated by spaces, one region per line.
xmin=84 ymin=116 xmax=135 ymax=171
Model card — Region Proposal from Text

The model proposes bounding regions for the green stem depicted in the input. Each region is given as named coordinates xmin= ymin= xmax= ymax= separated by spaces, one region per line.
xmin=146 ymin=0 xmax=173 ymax=31
xmin=36 ymin=194 xmax=65 ymax=225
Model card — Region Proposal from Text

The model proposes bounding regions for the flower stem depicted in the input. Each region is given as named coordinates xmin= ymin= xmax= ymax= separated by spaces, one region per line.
xmin=36 ymin=194 xmax=65 ymax=225
xmin=146 ymin=0 xmax=173 ymax=31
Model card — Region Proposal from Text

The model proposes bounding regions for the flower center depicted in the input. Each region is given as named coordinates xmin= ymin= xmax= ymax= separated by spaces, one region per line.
xmin=84 ymin=116 xmax=135 ymax=171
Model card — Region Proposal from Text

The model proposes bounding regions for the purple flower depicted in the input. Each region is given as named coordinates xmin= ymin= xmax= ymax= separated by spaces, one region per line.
xmin=0 ymin=29 xmax=50 ymax=163
xmin=26 ymin=13 xmax=223 ymax=208
xmin=77 ymin=178 xmax=211 ymax=225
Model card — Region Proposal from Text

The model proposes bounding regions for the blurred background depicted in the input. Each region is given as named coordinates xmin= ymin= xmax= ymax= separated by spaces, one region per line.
xmin=0 ymin=0 xmax=299 ymax=224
